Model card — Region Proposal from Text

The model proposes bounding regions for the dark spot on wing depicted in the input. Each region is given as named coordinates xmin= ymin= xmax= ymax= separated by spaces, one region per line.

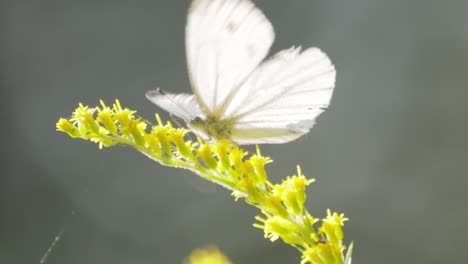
xmin=226 ymin=21 xmax=239 ymax=33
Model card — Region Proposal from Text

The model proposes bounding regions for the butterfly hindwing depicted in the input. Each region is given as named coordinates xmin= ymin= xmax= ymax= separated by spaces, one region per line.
xmin=146 ymin=89 xmax=204 ymax=121
xmin=227 ymin=47 xmax=336 ymax=144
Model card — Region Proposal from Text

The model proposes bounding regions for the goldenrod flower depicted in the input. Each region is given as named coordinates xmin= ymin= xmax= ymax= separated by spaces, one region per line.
xmin=57 ymin=100 xmax=353 ymax=264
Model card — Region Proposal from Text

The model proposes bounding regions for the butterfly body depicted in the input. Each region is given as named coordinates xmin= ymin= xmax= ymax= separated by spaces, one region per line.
xmin=190 ymin=116 xmax=234 ymax=141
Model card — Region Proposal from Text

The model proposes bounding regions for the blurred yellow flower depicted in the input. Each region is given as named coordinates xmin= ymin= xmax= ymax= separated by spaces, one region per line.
xmin=184 ymin=246 xmax=233 ymax=264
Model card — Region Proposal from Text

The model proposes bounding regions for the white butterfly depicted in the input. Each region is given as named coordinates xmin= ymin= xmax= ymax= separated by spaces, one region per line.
xmin=146 ymin=0 xmax=336 ymax=145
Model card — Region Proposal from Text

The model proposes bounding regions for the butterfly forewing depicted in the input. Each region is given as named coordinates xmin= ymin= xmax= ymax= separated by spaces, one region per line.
xmin=186 ymin=0 xmax=275 ymax=115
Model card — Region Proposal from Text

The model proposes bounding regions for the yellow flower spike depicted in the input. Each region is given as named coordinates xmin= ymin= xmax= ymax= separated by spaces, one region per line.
xmin=57 ymin=100 xmax=352 ymax=264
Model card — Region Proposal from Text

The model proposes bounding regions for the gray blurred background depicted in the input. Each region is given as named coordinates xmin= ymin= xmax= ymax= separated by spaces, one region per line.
xmin=3 ymin=0 xmax=468 ymax=263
